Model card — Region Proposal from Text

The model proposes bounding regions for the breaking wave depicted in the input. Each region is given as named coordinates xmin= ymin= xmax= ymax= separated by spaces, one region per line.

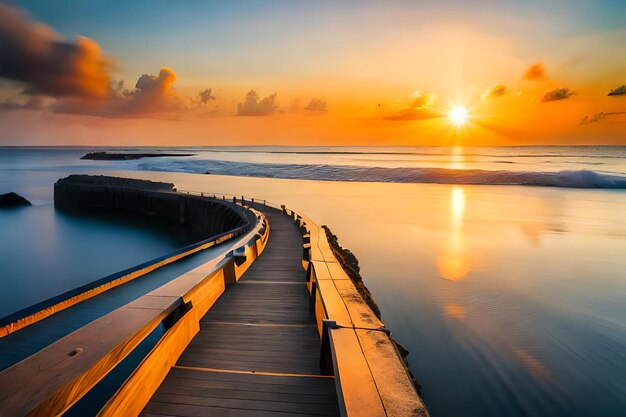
xmin=138 ymin=159 xmax=626 ymax=189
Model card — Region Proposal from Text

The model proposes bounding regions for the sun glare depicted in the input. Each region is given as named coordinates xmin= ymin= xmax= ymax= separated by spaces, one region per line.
xmin=449 ymin=106 xmax=468 ymax=126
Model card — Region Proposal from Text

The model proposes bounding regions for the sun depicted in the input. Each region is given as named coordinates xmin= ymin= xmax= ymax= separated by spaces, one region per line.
xmin=449 ymin=106 xmax=468 ymax=126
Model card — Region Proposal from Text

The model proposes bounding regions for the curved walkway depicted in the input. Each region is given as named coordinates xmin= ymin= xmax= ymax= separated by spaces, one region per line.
xmin=140 ymin=208 xmax=340 ymax=417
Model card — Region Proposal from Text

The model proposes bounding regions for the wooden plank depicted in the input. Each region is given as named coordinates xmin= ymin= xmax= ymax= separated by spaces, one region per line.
xmin=355 ymin=329 xmax=429 ymax=417
xmin=140 ymin=209 xmax=341 ymax=417
xmin=285 ymin=207 xmax=430 ymax=417
xmin=0 ymin=235 xmax=223 ymax=339
xmin=146 ymin=367 xmax=340 ymax=416
xmin=98 ymin=304 xmax=200 ymax=417
xmin=168 ymin=368 xmax=335 ymax=391
xmin=150 ymin=392 xmax=339 ymax=415
xmin=333 ymin=280 xmax=384 ymax=329
xmin=95 ymin=212 xmax=271 ymax=417
xmin=142 ymin=401 xmax=325 ymax=417
xmin=325 ymin=262 xmax=351 ymax=281
xmin=0 ymin=204 xmax=269 ymax=417
xmin=312 ymin=260 xmax=334 ymax=280
xmin=156 ymin=384 xmax=338 ymax=404
xmin=0 ymin=299 xmax=180 ymax=416
xmin=329 ymin=327 xmax=386 ymax=417
xmin=315 ymin=279 xmax=352 ymax=327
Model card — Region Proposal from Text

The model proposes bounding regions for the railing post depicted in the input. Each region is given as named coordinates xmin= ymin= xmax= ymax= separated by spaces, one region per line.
xmin=251 ymin=198 xmax=254 ymax=208
xmin=303 ymin=242 xmax=311 ymax=263
xmin=232 ymin=196 xmax=236 ymax=204
xmin=320 ymin=320 xmax=337 ymax=375
xmin=309 ymin=281 xmax=317 ymax=312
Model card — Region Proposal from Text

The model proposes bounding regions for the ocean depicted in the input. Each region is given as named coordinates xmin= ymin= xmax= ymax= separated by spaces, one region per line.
xmin=1 ymin=146 xmax=625 ymax=417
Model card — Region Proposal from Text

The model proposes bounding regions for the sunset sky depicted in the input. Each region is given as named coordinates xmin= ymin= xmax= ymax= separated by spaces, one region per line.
xmin=0 ymin=0 xmax=625 ymax=146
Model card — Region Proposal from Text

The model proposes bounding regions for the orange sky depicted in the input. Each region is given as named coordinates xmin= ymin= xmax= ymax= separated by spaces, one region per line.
xmin=0 ymin=2 xmax=625 ymax=146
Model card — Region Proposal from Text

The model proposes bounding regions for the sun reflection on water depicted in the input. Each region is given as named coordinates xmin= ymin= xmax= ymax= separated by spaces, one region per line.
xmin=437 ymin=187 xmax=470 ymax=281
xmin=450 ymin=146 xmax=465 ymax=170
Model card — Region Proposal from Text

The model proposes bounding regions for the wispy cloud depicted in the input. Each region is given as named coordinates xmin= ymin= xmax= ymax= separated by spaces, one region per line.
xmin=522 ymin=63 xmax=546 ymax=81
xmin=579 ymin=111 xmax=626 ymax=125
xmin=483 ymin=84 xmax=507 ymax=100
xmin=304 ymin=98 xmax=328 ymax=113
xmin=542 ymin=88 xmax=574 ymax=102
xmin=198 ymin=88 xmax=216 ymax=103
xmin=385 ymin=92 xmax=438 ymax=121
xmin=608 ymin=85 xmax=626 ymax=96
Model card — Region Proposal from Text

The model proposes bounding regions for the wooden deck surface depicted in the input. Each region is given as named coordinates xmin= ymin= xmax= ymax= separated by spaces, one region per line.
xmin=141 ymin=209 xmax=340 ymax=416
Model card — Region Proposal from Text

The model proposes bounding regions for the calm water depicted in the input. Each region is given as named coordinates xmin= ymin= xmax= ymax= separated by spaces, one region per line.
xmin=1 ymin=147 xmax=625 ymax=416
xmin=0 ymin=149 xmax=196 ymax=319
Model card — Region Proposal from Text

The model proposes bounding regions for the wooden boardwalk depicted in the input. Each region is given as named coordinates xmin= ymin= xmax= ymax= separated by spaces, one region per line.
xmin=141 ymin=209 xmax=340 ymax=417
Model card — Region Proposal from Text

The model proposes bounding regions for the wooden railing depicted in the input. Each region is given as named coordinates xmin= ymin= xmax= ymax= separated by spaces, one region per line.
xmin=0 ymin=190 xmax=251 ymax=338
xmin=0 ymin=204 xmax=270 ymax=417
xmin=172 ymin=192 xmax=430 ymax=416
xmin=286 ymin=208 xmax=430 ymax=417
xmin=0 ymin=187 xmax=428 ymax=417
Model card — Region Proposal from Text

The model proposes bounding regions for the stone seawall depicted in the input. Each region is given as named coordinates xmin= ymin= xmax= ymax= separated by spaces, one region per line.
xmin=54 ymin=175 xmax=247 ymax=237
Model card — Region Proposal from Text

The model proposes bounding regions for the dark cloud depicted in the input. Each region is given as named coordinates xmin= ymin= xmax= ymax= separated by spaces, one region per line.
xmin=0 ymin=5 xmax=214 ymax=119
xmin=0 ymin=96 xmax=45 ymax=111
xmin=522 ymin=63 xmax=546 ymax=81
xmin=304 ymin=98 xmax=327 ymax=113
xmin=237 ymin=90 xmax=277 ymax=116
xmin=385 ymin=93 xmax=439 ymax=121
xmin=198 ymin=88 xmax=216 ymax=103
xmin=0 ymin=4 xmax=110 ymax=98
xmin=483 ymin=84 xmax=507 ymax=100
xmin=542 ymin=88 xmax=574 ymax=102
xmin=608 ymin=85 xmax=626 ymax=96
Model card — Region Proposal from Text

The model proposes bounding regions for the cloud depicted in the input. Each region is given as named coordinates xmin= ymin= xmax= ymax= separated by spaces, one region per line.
xmin=385 ymin=92 xmax=439 ymax=121
xmin=0 ymin=6 xmax=214 ymax=119
xmin=198 ymin=88 xmax=216 ymax=103
xmin=608 ymin=85 xmax=626 ymax=96
xmin=304 ymin=98 xmax=328 ymax=113
xmin=127 ymin=67 xmax=180 ymax=112
xmin=0 ymin=96 xmax=45 ymax=111
xmin=288 ymin=98 xmax=301 ymax=113
xmin=483 ymin=84 xmax=507 ymax=100
xmin=52 ymin=67 xmax=219 ymax=117
xmin=542 ymin=88 xmax=574 ymax=102
xmin=579 ymin=111 xmax=626 ymax=125
xmin=522 ymin=63 xmax=546 ymax=81
xmin=237 ymin=90 xmax=277 ymax=116
xmin=0 ymin=4 xmax=110 ymax=98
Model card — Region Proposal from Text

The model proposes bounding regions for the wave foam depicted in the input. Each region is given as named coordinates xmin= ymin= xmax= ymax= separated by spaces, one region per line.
xmin=138 ymin=159 xmax=626 ymax=189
